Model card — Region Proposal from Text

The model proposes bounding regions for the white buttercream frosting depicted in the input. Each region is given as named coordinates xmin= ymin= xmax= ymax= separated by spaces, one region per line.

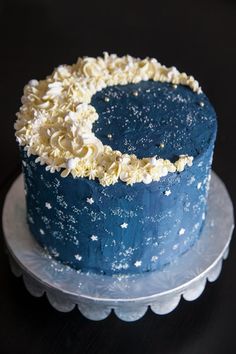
xmin=15 ymin=53 xmax=196 ymax=186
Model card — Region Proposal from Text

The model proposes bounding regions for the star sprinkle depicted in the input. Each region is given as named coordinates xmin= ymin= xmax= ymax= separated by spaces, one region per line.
xmin=91 ymin=235 xmax=98 ymax=241
xmin=45 ymin=202 xmax=52 ymax=209
xmin=179 ymin=228 xmax=186 ymax=236
xmin=120 ymin=222 xmax=128 ymax=229
xmin=164 ymin=189 xmax=171 ymax=196
xmin=86 ymin=197 xmax=94 ymax=205
xmin=151 ymin=256 xmax=158 ymax=262
xmin=134 ymin=260 xmax=142 ymax=267
xmin=75 ymin=254 xmax=82 ymax=261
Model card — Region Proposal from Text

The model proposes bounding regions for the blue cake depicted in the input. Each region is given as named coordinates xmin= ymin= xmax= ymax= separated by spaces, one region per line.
xmin=15 ymin=54 xmax=217 ymax=275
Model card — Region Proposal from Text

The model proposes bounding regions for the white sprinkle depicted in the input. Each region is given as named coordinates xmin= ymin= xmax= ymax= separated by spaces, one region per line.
xmin=39 ymin=229 xmax=45 ymax=235
xmin=187 ymin=177 xmax=195 ymax=187
xmin=197 ymin=182 xmax=202 ymax=190
xmin=22 ymin=161 xmax=27 ymax=167
xmin=75 ymin=254 xmax=82 ymax=261
xmin=202 ymin=212 xmax=206 ymax=220
xmin=179 ymin=228 xmax=185 ymax=236
xmin=151 ymin=256 xmax=158 ymax=262
xmin=120 ymin=222 xmax=128 ymax=229
xmin=164 ymin=189 xmax=171 ymax=196
xmin=45 ymin=202 xmax=52 ymax=209
xmin=91 ymin=235 xmax=98 ymax=241
xmin=134 ymin=260 xmax=142 ymax=267
xmin=173 ymin=244 xmax=179 ymax=250
xmin=86 ymin=197 xmax=94 ymax=205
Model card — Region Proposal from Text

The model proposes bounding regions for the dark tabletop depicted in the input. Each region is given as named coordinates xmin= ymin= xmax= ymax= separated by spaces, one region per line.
xmin=0 ymin=0 xmax=236 ymax=353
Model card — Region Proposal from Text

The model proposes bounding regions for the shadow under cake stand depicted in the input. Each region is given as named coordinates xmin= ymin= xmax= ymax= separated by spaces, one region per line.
xmin=2 ymin=172 xmax=234 ymax=322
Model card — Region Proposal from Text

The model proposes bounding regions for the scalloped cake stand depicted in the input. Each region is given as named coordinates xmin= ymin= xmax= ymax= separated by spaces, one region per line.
xmin=2 ymin=172 xmax=234 ymax=322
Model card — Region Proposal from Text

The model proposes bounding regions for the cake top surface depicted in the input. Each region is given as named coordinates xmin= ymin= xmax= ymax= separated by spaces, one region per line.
xmin=92 ymin=81 xmax=216 ymax=161
xmin=15 ymin=53 xmax=216 ymax=186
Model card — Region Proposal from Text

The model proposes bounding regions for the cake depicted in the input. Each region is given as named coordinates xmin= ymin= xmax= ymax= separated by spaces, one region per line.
xmin=15 ymin=53 xmax=217 ymax=275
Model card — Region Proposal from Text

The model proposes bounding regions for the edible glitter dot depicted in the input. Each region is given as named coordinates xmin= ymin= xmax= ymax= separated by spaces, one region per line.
xmin=107 ymin=133 xmax=112 ymax=140
xmin=199 ymin=101 xmax=205 ymax=107
xmin=132 ymin=90 xmax=139 ymax=96
xmin=159 ymin=143 xmax=165 ymax=148
xmin=104 ymin=96 xmax=110 ymax=102
xmin=173 ymin=84 xmax=177 ymax=89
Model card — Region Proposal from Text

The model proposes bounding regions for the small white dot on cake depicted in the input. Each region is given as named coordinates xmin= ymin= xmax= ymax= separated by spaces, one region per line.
xmin=39 ymin=229 xmax=45 ymax=235
xmin=91 ymin=235 xmax=98 ymax=241
xmin=151 ymin=256 xmax=158 ymax=262
xmin=202 ymin=212 xmax=206 ymax=220
xmin=75 ymin=254 xmax=82 ymax=261
xmin=173 ymin=244 xmax=179 ymax=250
xmin=120 ymin=222 xmax=128 ymax=229
xmin=86 ymin=197 xmax=94 ymax=205
xmin=134 ymin=260 xmax=142 ymax=267
xmin=179 ymin=228 xmax=185 ymax=236
xmin=22 ymin=161 xmax=26 ymax=167
xmin=45 ymin=202 xmax=52 ymax=209
xmin=164 ymin=189 xmax=171 ymax=196
xmin=197 ymin=182 xmax=202 ymax=189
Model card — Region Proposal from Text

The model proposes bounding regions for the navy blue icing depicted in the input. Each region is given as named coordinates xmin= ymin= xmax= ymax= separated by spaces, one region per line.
xmin=92 ymin=81 xmax=216 ymax=160
xmin=21 ymin=80 xmax=217 ymax=275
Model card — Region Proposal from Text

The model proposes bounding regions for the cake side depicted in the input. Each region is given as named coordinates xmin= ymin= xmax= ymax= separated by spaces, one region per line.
xmin=22 ymin=140 xmax=214 ymax=275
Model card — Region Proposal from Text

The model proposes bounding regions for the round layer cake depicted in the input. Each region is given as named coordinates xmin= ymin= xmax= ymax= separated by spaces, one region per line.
xmin=15 ymin=54 xmax=217 ymax=275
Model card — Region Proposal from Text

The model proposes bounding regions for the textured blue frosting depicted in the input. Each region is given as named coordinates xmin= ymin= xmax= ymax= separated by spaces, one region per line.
xmin=21 ymin=81 xmax=217 ymax=275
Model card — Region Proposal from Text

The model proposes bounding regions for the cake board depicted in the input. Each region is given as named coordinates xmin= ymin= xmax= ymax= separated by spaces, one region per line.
xmin=2 ymin=172 xmax=234 ymax=322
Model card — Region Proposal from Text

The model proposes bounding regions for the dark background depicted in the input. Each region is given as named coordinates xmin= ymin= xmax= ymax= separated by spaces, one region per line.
xmin=0 ymin=0 xmax=235 ymax=353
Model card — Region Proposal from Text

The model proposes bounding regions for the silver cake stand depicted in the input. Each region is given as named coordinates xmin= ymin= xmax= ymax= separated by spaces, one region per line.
xmin=2 ymin=172 xmax=234 ymax=322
